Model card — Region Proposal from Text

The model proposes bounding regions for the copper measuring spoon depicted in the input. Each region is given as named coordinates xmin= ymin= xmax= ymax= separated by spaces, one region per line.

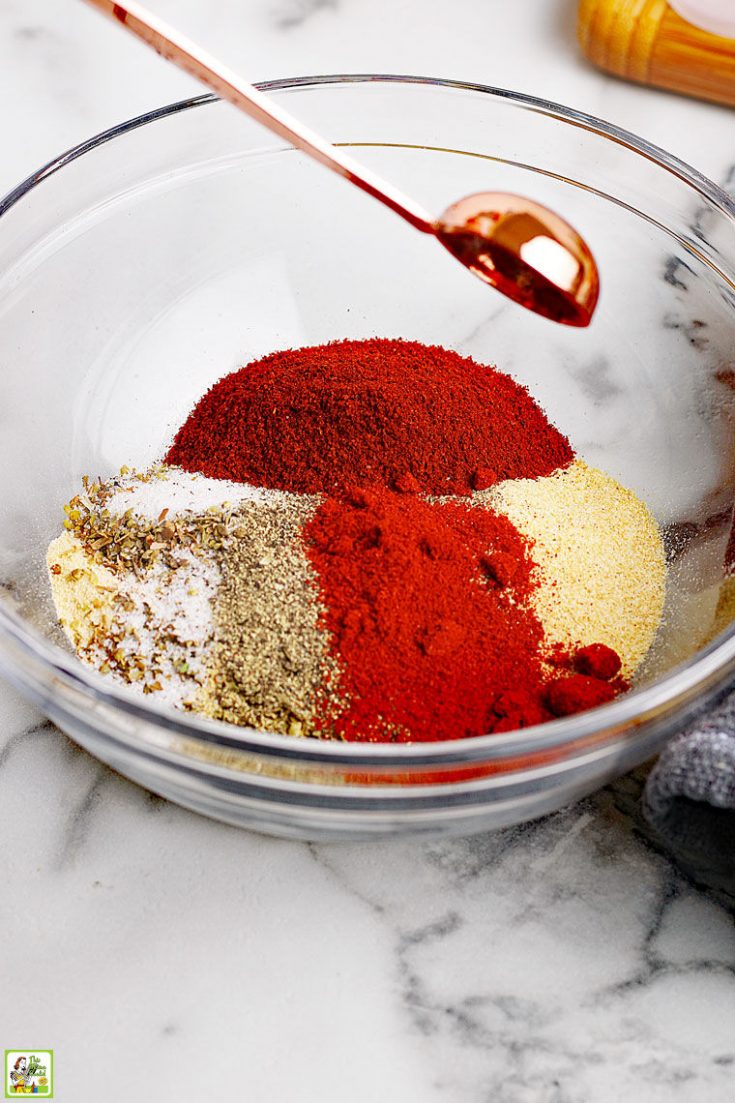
xmin=83 ymin=0 xmax=600 ymax=326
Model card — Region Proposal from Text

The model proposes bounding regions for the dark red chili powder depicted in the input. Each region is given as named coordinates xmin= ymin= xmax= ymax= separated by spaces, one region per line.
xmin=546 ymin=674 xmax=619 ymax=717
xmin=166 ymin=338 xmax=573 ymax=495
xmin=574 ymin=643 xmax=622 ymax=681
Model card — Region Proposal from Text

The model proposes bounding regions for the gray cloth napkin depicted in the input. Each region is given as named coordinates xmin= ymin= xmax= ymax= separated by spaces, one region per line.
xmin=643 ymin=696 xmax=735 ymax=892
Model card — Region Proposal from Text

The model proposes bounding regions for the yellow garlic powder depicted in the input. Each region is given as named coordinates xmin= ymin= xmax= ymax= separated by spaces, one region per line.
xmin=485 ymin=460 xmax=666 ymax=678
xmin=46 ymin=532 xmax=119 ymax=650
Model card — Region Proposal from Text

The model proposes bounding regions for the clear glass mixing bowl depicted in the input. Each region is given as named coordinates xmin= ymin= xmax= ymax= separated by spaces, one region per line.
xmin=1 ymin=76 xmax=735 ymax=840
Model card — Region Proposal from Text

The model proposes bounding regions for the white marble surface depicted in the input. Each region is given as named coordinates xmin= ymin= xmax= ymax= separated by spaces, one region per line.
xmin=1 ymin=2 xmax=734 ymax=1100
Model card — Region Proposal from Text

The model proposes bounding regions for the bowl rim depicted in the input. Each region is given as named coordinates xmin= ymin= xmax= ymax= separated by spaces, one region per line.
xmin=2 ymin=72 xmax=735 ymax=767
xmin=3 ymin=74 xmax=735 ymax=220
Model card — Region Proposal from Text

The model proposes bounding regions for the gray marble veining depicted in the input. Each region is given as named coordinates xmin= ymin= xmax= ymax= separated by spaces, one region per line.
xmin=1 ymin=2 xmax=734 ymax=1101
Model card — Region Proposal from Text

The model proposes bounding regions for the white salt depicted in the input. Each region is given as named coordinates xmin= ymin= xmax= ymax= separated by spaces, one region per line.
xmin=105 ymin=466 xmax=285 ymax=520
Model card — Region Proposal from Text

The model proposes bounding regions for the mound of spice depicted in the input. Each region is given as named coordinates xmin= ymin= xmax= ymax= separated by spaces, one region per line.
xmin=166 ymin=338 xmax=573 ymax=495
xmin=48 ymin=339 xmax=666 ymax=741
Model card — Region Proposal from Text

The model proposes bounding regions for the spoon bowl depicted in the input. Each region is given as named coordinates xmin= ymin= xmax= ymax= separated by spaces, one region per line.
xmin=435 ymin=192 xmax=600 ymax=327
xmin=84 ymin=0 xmax=600 ymax=326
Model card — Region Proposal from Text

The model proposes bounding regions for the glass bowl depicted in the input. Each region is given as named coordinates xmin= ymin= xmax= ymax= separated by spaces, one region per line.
xmin=2 ymin=76 xmax=735 ymax=841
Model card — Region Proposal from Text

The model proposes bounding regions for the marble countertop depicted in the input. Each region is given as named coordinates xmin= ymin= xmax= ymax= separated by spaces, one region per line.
xmin=1 ymin=2 xmax=734 ymax=1100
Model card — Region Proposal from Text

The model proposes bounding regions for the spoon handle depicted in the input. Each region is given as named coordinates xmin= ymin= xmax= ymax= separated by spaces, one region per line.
xmin=81 ymin=0 xmax=435 ymax=233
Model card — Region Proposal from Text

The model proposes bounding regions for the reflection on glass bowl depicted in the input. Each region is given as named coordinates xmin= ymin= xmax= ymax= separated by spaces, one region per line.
xmin=1 ymin=76 xmax=735 ymax=839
